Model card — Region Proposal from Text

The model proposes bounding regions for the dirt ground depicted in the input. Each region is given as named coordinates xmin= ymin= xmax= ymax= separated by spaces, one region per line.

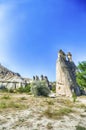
xmin=0 ymin=93 xmax=86 ymax=130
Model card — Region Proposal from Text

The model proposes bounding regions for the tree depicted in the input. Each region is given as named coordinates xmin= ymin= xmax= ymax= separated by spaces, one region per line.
xmin=76 ymin=61 xmax=86 ymax=89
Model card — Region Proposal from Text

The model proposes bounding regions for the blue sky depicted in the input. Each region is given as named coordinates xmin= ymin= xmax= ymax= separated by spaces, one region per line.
xmin=0 ymin=0 xmax=86 ymax=81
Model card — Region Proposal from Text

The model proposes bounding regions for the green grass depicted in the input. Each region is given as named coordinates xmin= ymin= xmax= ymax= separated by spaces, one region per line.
xmin=0 ymin=101 xmax=28 ymax=109
xmin=0 ymin=102 xmax=7 ymax=109
xmin=0 ymin=94 xmax=28 ymax=110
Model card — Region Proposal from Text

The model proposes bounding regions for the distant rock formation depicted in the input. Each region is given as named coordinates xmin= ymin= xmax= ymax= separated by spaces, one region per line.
xmin=33 ymin=75 xmax=52 ymax=90
xmin=0 ymin=64 xmax=31 ymax=90
xmin=56 ymin=50 xmax=81 ymax=97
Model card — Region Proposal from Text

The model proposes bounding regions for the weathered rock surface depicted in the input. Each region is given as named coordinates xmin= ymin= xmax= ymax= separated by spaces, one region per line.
xmin=56 ymin=50 xmax=81 ymax=97
xmin=0 ymin=64 xmax=31 ymax=89
xmin=33 ymin=75 xmax=52 ymax=90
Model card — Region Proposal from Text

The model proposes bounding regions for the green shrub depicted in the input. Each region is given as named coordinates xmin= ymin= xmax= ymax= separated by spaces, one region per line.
xmin=31 ymin=81 xmax=50 ymax=97
xmin=8 ymin=89 xmax=16 ymax=93
xmin=17 ymin=84 xmax=31 ymax=93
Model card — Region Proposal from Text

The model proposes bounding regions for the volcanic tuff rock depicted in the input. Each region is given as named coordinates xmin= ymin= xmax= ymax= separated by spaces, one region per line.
xmin=0 ymin=64 xmax=31 ymax=89
xmin=56 ymin=50 xmax=81 ymax=97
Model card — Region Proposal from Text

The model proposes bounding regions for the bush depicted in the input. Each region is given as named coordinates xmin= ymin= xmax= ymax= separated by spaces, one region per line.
xmin=8 ymin=89 xmax=17 ymax=93
xmin=0 ymin=84 xmax=31 ymax=94
xmin=17 ymin=84 xmax=31 ymax=93
xmin=76 ymin=61 xmax=86 ymax=90
xmin=31 ymin=81 xmax=50 ymax=97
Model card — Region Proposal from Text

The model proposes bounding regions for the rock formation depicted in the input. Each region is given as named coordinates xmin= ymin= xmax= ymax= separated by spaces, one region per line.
xmin=33 ymin=75 xmax=52 ymax=90
xmin=56 ymin=50 xmax=81 ymax=97
xmin=0 ymin=64 xmax=31 ymax=90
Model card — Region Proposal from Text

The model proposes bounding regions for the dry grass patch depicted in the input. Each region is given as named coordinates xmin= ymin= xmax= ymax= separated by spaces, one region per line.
xmin=20 ymin=96 xmax=27 ymax=100
xmin=56 ymin=98 xmax=75 ymax=107
xmin=43 ymin=106 xmax=73 ymax=119
xmin=75 ymin=103 xmax=86 ymax=110
xmin=0 ymin=101 xmax=28 ymax=110
xmin=0 ymin=94 xmax=29 ymax=111
xmin=43 ymin=98 xmax=54 ymax=105
xmin=0 ymin=94 xmax=11 ymax=100
xmin=0 ymin=93 xmax=85 ymax=116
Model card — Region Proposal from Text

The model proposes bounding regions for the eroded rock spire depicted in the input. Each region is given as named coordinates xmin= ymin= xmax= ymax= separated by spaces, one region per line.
xmin=56 ymin=50 xmax=81 ymax=97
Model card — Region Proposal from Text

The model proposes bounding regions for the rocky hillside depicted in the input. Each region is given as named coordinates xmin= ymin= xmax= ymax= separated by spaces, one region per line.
xmin=0 ymin=64 xmax=31 ymax=89
xmin=0 ymin=64 xmax=24 ymax=82
xmin=0 ymin=64 xmax=20 ymax=79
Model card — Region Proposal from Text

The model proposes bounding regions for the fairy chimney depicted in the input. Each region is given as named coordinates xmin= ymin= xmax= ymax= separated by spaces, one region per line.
xmin=56 ymin=50 xmax=81 ymax=97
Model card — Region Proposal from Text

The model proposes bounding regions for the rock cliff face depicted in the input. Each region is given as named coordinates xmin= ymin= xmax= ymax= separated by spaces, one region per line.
xmin=56 ymin=50 xmax=81 ymax=97
xmin=0 ymin=64 xmax=30 ymax=90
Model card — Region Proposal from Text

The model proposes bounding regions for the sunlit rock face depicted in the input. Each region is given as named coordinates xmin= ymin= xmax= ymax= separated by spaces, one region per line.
xmin=0 ymin=64 xmax=31 ymax=90
xmin=56 ymin=50 xmax=81 ymax=97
